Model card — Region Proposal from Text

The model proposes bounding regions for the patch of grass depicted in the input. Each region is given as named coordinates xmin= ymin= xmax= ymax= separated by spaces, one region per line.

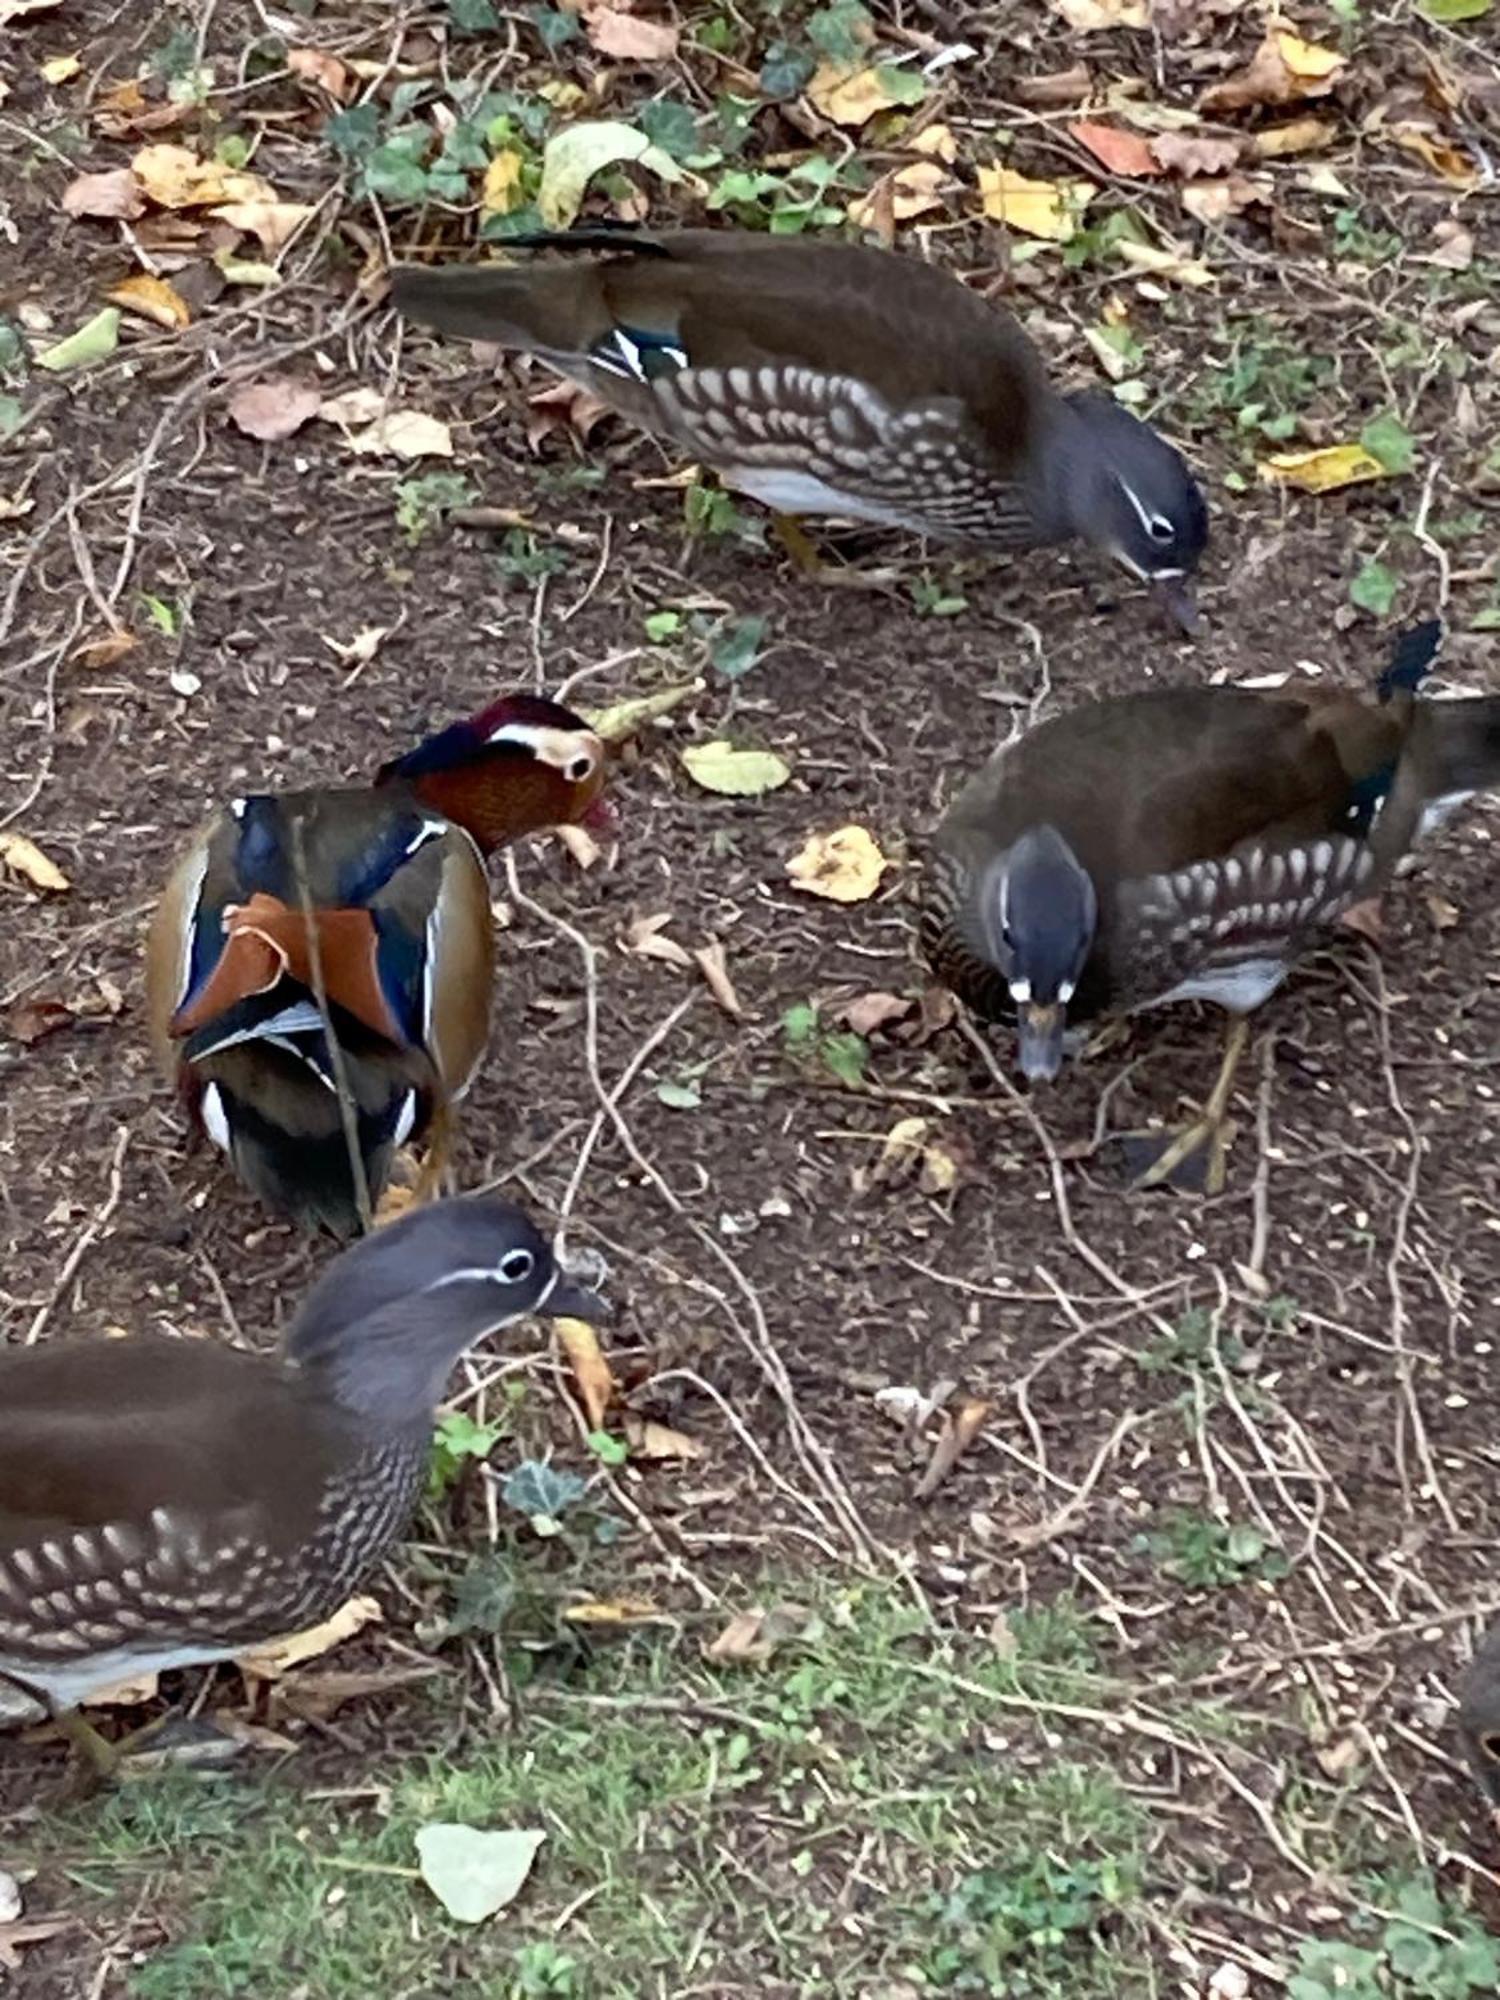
xmin=35 ymin=1585 xmax=1162 ymax=1999
xmin=1135 ymin=1508 xmax=1289 ymax=1589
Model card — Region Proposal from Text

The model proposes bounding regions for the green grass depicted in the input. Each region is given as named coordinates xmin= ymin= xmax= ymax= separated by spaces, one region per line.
xmin=33 ymin=1583 xmax=1161 ymax=2000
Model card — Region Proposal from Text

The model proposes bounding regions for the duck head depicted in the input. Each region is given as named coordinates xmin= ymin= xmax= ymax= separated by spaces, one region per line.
xmin=974 ymin=824 xmax=1097 ymax=1083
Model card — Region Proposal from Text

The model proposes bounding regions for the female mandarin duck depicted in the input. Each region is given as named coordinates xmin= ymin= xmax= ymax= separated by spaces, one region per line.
xmin=391 ymin=228 xmax=1208 ymax=631
xmin=922 ymin=622 xmax=1500 ymax=1191
xmin=146 ymin=692 xmax=607 ymax=1235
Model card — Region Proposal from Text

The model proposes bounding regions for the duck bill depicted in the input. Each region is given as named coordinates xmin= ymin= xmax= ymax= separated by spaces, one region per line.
xmin=1153 ymin=573 xmax=1201 ymax=638
xmin=544 ymin=1274 xmax=610 ymax=1322
xmin=1016 ymin=1002 xmax=1067 ymax=1083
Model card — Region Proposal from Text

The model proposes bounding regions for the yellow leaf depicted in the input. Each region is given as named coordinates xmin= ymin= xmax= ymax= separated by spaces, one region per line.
xmin=977 ymin=166 xmax=1095 ymax=242
xmin=563 ymin=1596 xmax=662 ymax=1625
xmin=105 ymin=272 xmax=190 ymax=329
xmin=1387 ymin=126 xmax=1477 ymax=186
xmin=807 ymin=63 xmax=910 ymax=128
xmin=1113 ymin=238 xmax=1216 ymax=287
xmin=622 ymin=1413 xmax=705 ymax=1461
xmin=210 ymin=199 xmax=314 ymax=251
xmin=584 ymin=679 xmax=703 ymax=744
xmin=848 ymin=159 xmax=948 ymax=228
xmin=481 ymin=148 xmax=526 ymax=216
xmin=131 ymin=143 xmax=275 ymax=210
xmin=679 ymin=740 xmax=792 ymax=797
xmin=1 ymin=832 xmax=70 ymax=892
xmin=235 ymin=1595 xmax=383 ymax=1679
xmin=556 ymin=1316 xmax=614 ymax=1429
xmin=787 ymin=824 xmax=888 ymax=903
xmin=910 ymin=122 xmax=956 ymax=163
xmin=342 ymin=409 xmax=455 ymax=460
xmin=1049 ymin=0 xmax=1149 ymax=24
xmin=1276 ymin=31 xmax=1343 ymax=80
xmin=40 ymin=51 xmax=80 ymax=82
xmin=1258 ymin=444 xmax=1388 ymax=494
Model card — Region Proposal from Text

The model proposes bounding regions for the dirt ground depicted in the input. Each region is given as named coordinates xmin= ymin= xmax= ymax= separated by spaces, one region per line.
xmin=2 ymin=0 xmax=1500 ymax=1993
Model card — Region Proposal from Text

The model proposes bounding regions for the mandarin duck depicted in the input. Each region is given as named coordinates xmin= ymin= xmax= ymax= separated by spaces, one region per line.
xmin=1458 ymin=1618 xmax=1500 ymax=1819
xmin=922 ymin=621 xmax=1500 ymax=1190
xmin=0 ymin=1196 xmax=605 ymax=1776
xmin=146 ymin=691 xmax=606 ymax=1235
xmin=391 ymin=228 xmax=1207 ymax=628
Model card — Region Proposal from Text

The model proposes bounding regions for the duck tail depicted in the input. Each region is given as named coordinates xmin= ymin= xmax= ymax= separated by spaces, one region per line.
xmin=391 ymin=250 xmax=637 ymax=353
xmin=1377 ymin=617 xmax=1444 ymax=702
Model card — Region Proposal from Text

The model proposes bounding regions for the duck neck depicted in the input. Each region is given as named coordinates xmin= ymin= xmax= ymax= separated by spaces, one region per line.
xmin=397 ymin=759 xmax=576 ymax=856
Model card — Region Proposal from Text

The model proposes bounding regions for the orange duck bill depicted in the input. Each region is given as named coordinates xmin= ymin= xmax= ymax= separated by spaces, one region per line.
xmin=170 ymin=892 xmax=409 ymax=1048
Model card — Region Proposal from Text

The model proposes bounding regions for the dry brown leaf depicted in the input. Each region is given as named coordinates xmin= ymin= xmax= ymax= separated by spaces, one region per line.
xmin=705 ymin=1602 xmax=813 ymax=1664
xmin=808 ymin=64 xmax=915 ymax=128
xmin=7 ymin=997 xmax=76 ymax=1045
xmin=236 ymin=1595 xmax=382 ymax=1679
xmin=977 ymin=166 xmax=1095 ymax=241
xmin=838 ymin=991 xmax=914 ymax=1037
xmin=131 ymin=142 xmax=275 ymax=209
xmin=1425 ymin=890 xmax=1461 ymax=932
xmin=1338 ymin=896 xmax=1385 ymax=943
xmin=1422 ymin=218 xmax=1474 ymax=270
xmin=105 ymin=272 xmax=190 ymax=329
xmin=211 ymin=199 xmax=314 ymax=252
xmin=1200 ymin=30 xmax=1345 ymax=115
xmin=693 ymin=940 xmax=745 ymax=1018
xmin=787 ymin=824 xmax=887 ymax=903
xmin=1 ymin=833 xmax=70 ymax=893
xmin=556 ymin=822 xmax=602 ymax=870
xmin=1017 ymin=65 xmax=1092 ymax=108
xmin=343 ymin=410 xmax=455 ymax=460
xmin=1049 ymin=0 xmax=1148 ymax=27
xmin=1249 ymin=117 xmax=1335 ymax=159
xmin=60 ymin=166 xmax=145 ymax=220
xmin=583 ymin=4 xmax=679 ymax=60
xmin=557 ymin=1316 xmax=614 ymax=1429
xmin=81 ymin=1671 xmax=158 ymax=1708
xmin=848 ymin=159 xmax=948 ymax=230
xmin=1387 ymin=125 xmax=1478 ymax=186
xmin=623 ymin=910 xmax=695 ymax=969
xmin=623 ymin=1413 xmax=705 ymax=1461
xmin=1069 ymin=120 xmax=1161 ymax=178
xmin=72 ymin=627 xmax=138 ymax=669
xmin=272 ymin=1661 xmax=443 ymax=1721
xmin=527 ymin=375 xmax=615 ymax=449
xmin=229 ymin=376 xmax=323 ymax=442
xmin=1149 ymin=131 xmax=1242 ymax=177
xmin=562 ymin=1595 xmax=663 ymax=1625
xmin=1114 ymin=237 xmax=1214 ymax=285
xmin=1180 ymin=173 xmax=1270 ymax=222
xmin=914 ymin=1397 xmax=993 ymax=1501
xmin=287 ymin=46 xmax=352 ymax=99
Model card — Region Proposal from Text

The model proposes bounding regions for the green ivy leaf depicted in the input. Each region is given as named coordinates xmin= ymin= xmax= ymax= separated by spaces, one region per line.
xmin=638 ymin=99 xmax=700 ymax=161
xmin=821 ymin=1032 xmax=868 ymax=1089
xmin=782 ymin=1002 xmax=819 ymax=1045
xmin=363 ymin=146 xmax=433 ymax=204
xmin=1360 ymin=411 xmax=1417 ymax=475
xmin=655 ymin=1077 xmax=702 ymax=1110
xmin=502 ymin=1459 xmax=586 ymax=1521
xmin=1350 ymin=559 xmax=1399 ymax=616
xmin=760 ymin=42 xmax=816 ymax=98
xmin=427 ymin=1409 xmax=504 ymax=1499
xmin=449 ymin=0 xmax=500 ymax=28
xmin=710 ymin=613 xmax=767 ymax=680
xmin=0 ymin=395 xmax=21 ymax=442
xmin=531 ymin=3 xmax=579 ymax=48
xmin=1422 ymin=0 xmax=1490 ymax=18
xmin=807 ymin=0 xmax=873 ymax=64
xmin=324 ymin=101 xmax=380 ymax=160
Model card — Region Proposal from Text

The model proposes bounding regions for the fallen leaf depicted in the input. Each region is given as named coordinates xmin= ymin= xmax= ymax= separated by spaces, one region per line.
xmin=623 ymin=911 xmax=695 ymax=969
xmin=81 ymin=1671 xmax=158 ymax=1708
xmin=287 ymin=46 xmax=352 ymax=98
xmin=1258 ymin=443 xmax=1390 ymax=494
xmin=1017 ymin=65 xmax=1092 ymax=107
xmin=40 ymin=50 xmax=80 ymax=82
xmin=481 ymin=147 xmax=527 ymax=217
xmin=584 ymin=679 xmax=702 ymax=744
xmin=537 ymin=119 xmax=685 ymax=230
xmin=1425 ymin=890 xmax=1461 ymax=931
xmin=1069 ymin=120 xmax=1161 ymax=177
xmin=693 ymin=940 xmax=745 ymax=1018
xmin=1250 ymin=117 xmax=1335 ymax=159
xmin=73 ymin=627 xmax=138 ymax=668
xmin=583 ymin=4 xmax=678 ymax=60
xmin=848 ymin=158 xmax=948 ymax=229
xmin=679 ymin=740 xmax=791 ymax=797
xmin=1339 ymin=896 xmax=1385 ymax=943
xmin=1181 ymin=173 xmax=1270 ymax=223
xmin=914 ymin=1396 xmax=993 ymax=1501
xmin=272 ymin=1661 xmax=443 ymax=1721
xmin=416 ymin=1825 xmax=545 ymax=1925
xmin=1114 ymin=237 xmax=1215 ymax=286
xmin=33 ymin=306 xmax=120 ymax=374
xmin=343 ymin=409 xmax=455 ymax=460
xmin=7 ymin=997 xmax=76 ymax=1044
xmin=316 ymin=385 xmax=385 ymax=427
xmin=910 ymin=123 xmax=957 ymax=163
xmin=622 ymin=1413 xmax=705 ymax=1460
xmin=1149 ymin=131 xmax=1242 ymax=176
xmin=977 ymin=166 xmax=1095 ymax=241
xmin=0 ymin=0 xmax=66 ymax=18
xmin=0 ymin=833 xmax=70 ymax=892
xmin=1422 ymin=218 xmax=1474 ymax=269
xmin=557 ymin=1315 xmax=614 ymax=1428
xmin=1387 ymin=125 xmax=1478 ymax=185
xmin=787 ymin=824 xmax=887 ymax=903
xmin=211 ymin=199 xmax=314 ymax=252
xmin=214 ymin=249 xmax=284 ymax=287
xmin=229 ymin=376 xmax=323 ymax=442
xmin=838 ymin=992 xmax=913 ymax=1037
xmin=1049 ymin=0 xmax=1148 ymax=26
xmin=706 ymin=1602 xmax=813 ymax=1664
xmin=105 ymin=272 xmax=189 ymax=329
xmin=526 ymin=375 xmax=614 ymax=449
xmin=131 ymin=142 xmax=274 ymax=209
xmin=563 ymin=1597 xmax=663 ymax=1625
xmin=808 ymin=62 xmax=924 ymax=128
xmin=235 ymin=1594 xmax=382 ymax=1678
xmin=1201 ymin=30 xmax=1345 ymax=115
xmin=60 ymin=166 xmax=145 ymax=219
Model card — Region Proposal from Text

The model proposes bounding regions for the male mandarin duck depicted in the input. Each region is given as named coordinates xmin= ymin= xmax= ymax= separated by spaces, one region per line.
xmin=0 ymin=1197 xmax=606 ymax=1777
xmin=922 ymin=621 xmax=1500 ymax=1190
xmin=1458 ymin=1618 xmax=1500 ymax=1821
xmin=146 ymin=692 xmax=607 ymax=1235
xmin=391 ymin=228 xmax=1208 ymax=630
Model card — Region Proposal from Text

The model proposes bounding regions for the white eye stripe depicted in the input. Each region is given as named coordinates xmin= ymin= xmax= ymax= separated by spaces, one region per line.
xmin=1118 ymin=478 xmax=1174 ymax=542
xmin=485 ymin=722 xmax=601 ymax=774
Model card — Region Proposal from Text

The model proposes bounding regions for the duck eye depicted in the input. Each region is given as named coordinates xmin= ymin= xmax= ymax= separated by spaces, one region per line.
xmin=1147 ymin=515 xmax=1175 ymax=543
xmin=497 ymin=1248 xmax=535 ymax=1285
xmin=1482 ymin=1731 xmax=1500 ymax=1764
xmin=565 ymin=754 xmax=595 ymax=784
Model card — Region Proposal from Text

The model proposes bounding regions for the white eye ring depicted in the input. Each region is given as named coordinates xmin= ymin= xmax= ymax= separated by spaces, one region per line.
xmin=497 ymin=1248 xmax=536 ymax=1285
xmin=565 ymin=754 xmax=596 ymax=784
xmin=1146 ymin=515 xmax=1175 ymax=543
